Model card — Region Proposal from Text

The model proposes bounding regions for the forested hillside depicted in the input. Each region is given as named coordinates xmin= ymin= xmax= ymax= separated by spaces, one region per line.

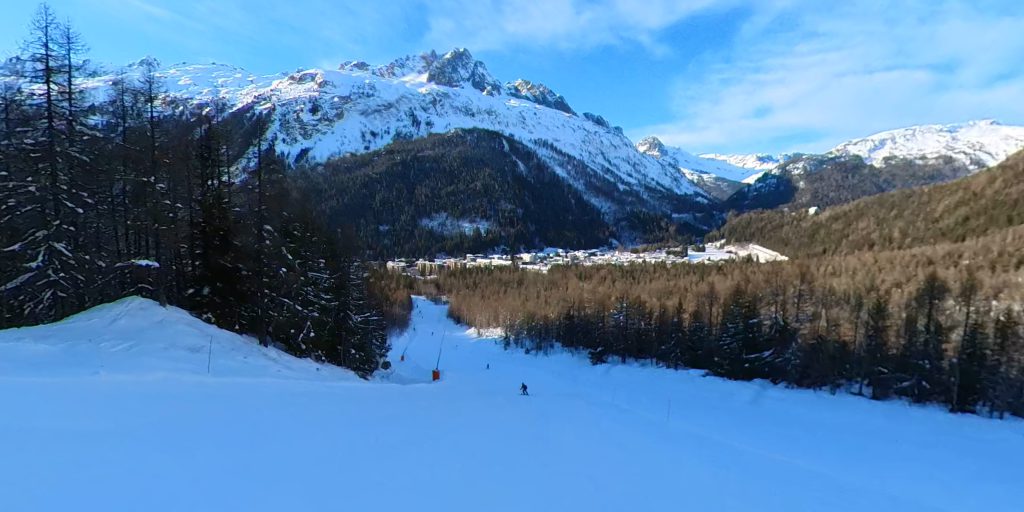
xmin=297 ymin=130 xmax=612 ymax=258
xmin=432 ymin=232 xmax=1024 ymax=417
xmin=726 ymin=154 xmax=974 ymax=213
xmin=717 ymin=150 xmax=1024 ymax=257
xmin=0 ymin=5 xmax=390 ymax=376
xmin=427 ymin=150 xmax=1024 ymax=417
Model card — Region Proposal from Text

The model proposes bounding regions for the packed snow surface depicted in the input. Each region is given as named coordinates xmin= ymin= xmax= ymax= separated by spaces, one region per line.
xmin=0 ymin=297 xmax=354 ymax=380
xmin=2 ymin=297 xmax=1023 ymax=511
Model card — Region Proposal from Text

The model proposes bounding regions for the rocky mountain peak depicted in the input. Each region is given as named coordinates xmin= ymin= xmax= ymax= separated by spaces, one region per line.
xmin=425 ymin=48 xmax=502 ymax=96
xmin=504 ymin=79 xmax=575 ymax=115
xmin=636 ymin=136 xmax=667 ymax=158
xmin=127 ymin=56 xmax=161 ymax=70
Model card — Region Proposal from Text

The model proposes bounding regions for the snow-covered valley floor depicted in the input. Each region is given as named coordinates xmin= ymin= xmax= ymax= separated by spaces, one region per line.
xmin=1 ymin=296 xmax=1022 ymax=511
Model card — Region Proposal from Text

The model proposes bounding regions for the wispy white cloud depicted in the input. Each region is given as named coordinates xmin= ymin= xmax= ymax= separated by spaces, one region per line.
xmin=634 ymin=0 xmax=1024 ymax=154
xmin=86 ymin=0 xmax=418 ymax=68
xmin=66 ymin=0 xmax=741 ymax=70
xmin=420 ymin=0 xmax=737 ymax=54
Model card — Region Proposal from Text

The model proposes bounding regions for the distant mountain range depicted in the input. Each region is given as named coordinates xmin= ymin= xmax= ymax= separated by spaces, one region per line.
xmin=3 ymin=50 xmax=705 ymax=222
xmin=829 ymin=119 xmax=1024 ymax=168
xmin=635 ymin=136 xmax=760 ymax=199
xmin=639 ymin=120 xmax=1024 ymax=212
xmin=724 ymin=121 xmax=1024 ymax=212
xmin=714 ymin=147 xmax=1024 ymax=259
xmin=4 ymin=49 xmax=1023 ymax=251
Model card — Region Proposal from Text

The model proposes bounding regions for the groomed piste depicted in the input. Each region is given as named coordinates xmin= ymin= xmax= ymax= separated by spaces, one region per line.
xmin=1 ymin=296 xmax=1021 ymax=511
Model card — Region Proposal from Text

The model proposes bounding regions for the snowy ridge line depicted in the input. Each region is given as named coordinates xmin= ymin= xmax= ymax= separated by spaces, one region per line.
xmin=829 ymin=119 xmax=1024 ymax=169
xmin=649 ymin=119 xmax=1024 ymax=183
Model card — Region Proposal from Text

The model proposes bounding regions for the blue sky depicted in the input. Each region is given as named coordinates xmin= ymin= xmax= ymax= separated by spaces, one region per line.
xmin=2 ymin=0 xmax=1023 ymax=154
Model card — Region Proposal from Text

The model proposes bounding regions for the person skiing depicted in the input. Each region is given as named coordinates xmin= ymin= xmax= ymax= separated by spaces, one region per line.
xmin=520 ymin=382 xmax=529 ymax=396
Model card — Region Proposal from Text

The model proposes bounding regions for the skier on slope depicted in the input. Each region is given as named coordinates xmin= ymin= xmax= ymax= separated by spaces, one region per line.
xmin=520 ymin=382 xmax=529 ymax=396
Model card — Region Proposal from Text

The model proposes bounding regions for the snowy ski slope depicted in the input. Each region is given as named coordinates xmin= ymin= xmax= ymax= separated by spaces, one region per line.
xmin=1 ymin=297 xmax=1022 ymax=511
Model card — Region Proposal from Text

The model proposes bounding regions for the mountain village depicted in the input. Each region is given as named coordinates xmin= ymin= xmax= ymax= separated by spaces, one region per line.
xmin=386 ymin=240 xmax=788 ymax=276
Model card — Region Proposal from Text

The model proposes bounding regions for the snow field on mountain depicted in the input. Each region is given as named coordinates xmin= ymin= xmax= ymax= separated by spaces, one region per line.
xmin=259 ymin=65 xmax=702 ymax=199
xmin=830 ymin=119 xmax=1024 ymax=168
xmin=1 ymin=297 xmax=1022 ymax=511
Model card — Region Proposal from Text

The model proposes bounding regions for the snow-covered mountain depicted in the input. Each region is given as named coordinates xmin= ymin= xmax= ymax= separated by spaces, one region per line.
xmin=726 ymin=120 xmax=1024 ymax=213
xmin=829 ymin=119 xmax=1024 ymax=170
xmin=636 ymin=137 xmax=759 ymax=183
xmin=32 ymin=50 xmax=707 ymax=218
xmin=11 ymin=48 xmax=1024 ymax=229
xmin=699 ymin=120 xmax=1024 ymax=176
xmin=699 ymin=153 xmax=788 ymax=173
xmin=673 ymin=120 xmax=1024 ymax=192
xmin=635 ymin=136 xmax=762 ymax=198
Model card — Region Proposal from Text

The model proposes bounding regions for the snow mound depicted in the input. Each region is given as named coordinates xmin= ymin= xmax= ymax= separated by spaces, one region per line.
xmin=0 ymin=296 xmax=353 ymax=381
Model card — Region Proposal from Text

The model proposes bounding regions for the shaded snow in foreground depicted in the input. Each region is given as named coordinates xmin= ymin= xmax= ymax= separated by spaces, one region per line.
xmin=1 ymin=297 xmax=1022 ymax=511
